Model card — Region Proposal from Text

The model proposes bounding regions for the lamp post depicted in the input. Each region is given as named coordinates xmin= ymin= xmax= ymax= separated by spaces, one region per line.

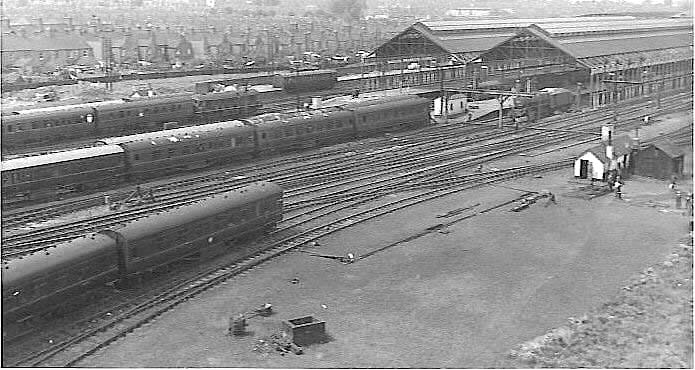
xmin=608 ymin=72 xmax=616 ymax=104
xmin=657 ymin=74 xmax=663 ymax=109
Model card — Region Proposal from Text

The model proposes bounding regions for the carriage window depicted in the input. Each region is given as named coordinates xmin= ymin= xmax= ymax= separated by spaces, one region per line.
xmin=362 ymin=116 xmax=367 ymax=123
xmin=261 ymin=132 xmax=267 ymax=140
xmin=119 ymin=111 xmax=125 ymax=118
xmin=284 ymin=129 xmax=293 ymax=136
xmin=133 ymin=153 xmax=140 ymax=161
xmin=152 ymin=150 xmax=161 ymax=159
xmin=6 ymin=125 xmax=13 ymax=132
xmin=32 ymin=122 xmax=40 ymax=129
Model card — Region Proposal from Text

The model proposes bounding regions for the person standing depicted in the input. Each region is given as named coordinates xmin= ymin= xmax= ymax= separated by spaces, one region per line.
xmin=614 ymin=180 xmax=623 ymax=199
xmin=545 ymin=192 xmax=557 ymax=207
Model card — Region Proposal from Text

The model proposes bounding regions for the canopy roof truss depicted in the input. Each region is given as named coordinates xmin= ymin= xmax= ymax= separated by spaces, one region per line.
xmin=370 ymin=26 xmax=451 ymax=61
xmin=475 ymin=27 xmax=585 ymax=76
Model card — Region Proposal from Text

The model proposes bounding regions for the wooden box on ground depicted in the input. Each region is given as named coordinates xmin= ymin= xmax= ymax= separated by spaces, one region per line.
xmin=281 ymin=316 xmax=326 ymax=346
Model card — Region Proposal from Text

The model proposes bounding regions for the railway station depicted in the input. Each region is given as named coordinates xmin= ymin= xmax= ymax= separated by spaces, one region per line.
xmin=366 ymin=16 xmax=693 ymax=108
xmin=1 ymin=1 xmax=693 ymax=368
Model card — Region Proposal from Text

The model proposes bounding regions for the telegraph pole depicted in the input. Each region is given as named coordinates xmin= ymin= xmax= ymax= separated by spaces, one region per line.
xmin=102 ymin=35 xmax=113 ymax=91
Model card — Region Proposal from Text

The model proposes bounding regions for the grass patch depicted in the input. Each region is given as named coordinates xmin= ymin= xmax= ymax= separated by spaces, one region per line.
xmin=508 ymin=236 xmax=693 ymax=368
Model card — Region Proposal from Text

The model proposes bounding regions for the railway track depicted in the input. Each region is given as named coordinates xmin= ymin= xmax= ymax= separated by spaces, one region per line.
xmin=1 ymin=68 xmax=469 ymax=159
xmin=2 ymin=92 xmax=690 ymax=256
xmin=3 ymin=86 xmax=688 ymax=225
xmin=4 ymin=93 xmax=691 ymax=364
xmin=6 ymin=158 xmax=571 ymax=368
xmin=0 ymin=89 xmax=675 ymax=228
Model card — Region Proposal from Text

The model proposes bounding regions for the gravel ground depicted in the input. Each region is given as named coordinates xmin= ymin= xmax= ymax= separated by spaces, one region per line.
xmin=78 ymin=168 xmax=688 ymax=368
xmin=1 ymin=72 xmax=271 ymax=110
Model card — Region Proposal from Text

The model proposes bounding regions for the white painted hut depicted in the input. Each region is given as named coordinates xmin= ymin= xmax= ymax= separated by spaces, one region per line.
xmin=574 ymin=135 xmax=634 ymax=181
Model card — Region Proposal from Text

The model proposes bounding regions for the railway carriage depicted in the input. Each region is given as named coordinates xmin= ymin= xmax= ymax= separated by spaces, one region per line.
xmin=111 ymin=181 xmax=283 ymax=274
xmin=250 ymin=109 xmax=356 ymax=155
xmin=2 ymin=233 xmax=120 ymax=324
xmin=1 ymin=145 xmax=126 ymax=205
xmin=348 ymin=96 xmax=431 ymax=136
xmin=95 ymin=94 xmax=196 ymax=136
xmin=1 ymin=94 xmax=434 ymax=206
xmin=97 ymin=121 xmax=256 ymax=180
xmin=1 ymin=106 xmax=98 ymax=151
xmin=1 ymin=90 xmax=261 ymax=153
xmin=1 ymin=182 xmax=283 ymax=326
xmin=193 ymin=90 xmax=261 ymax=125
xmin=2 ymin=234 xmax=118 ymax=326
xmin=272 ymin=69 xmax=338 ymax=93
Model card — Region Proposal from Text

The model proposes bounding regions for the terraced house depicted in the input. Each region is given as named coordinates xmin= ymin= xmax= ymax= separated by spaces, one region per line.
xmin=1 ymin=29 xmax=96 ymax=74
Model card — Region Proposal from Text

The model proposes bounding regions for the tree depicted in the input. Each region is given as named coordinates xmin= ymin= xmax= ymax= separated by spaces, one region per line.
xmin=327 ymin=0 xmax=366 ymax=22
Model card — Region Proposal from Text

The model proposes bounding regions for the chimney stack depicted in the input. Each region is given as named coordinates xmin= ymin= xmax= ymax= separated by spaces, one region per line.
xmin=601 ymin=124 xmax=614 ymax=143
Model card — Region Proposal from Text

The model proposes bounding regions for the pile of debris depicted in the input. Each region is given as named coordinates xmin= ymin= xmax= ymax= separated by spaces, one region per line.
xmin=510 ymin=191 xmax=556 ymax=212
xmin=564 ymin=184 xmax=612 ymax=200
xmin=252 ymin=332 xmax=303 ymax=356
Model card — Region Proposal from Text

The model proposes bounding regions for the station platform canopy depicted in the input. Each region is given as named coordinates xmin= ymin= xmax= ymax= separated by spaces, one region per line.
xmin=475 ymin=18 xmax=693 ymax=74
xmin=369 ymin=16 xmax=693 ymax=70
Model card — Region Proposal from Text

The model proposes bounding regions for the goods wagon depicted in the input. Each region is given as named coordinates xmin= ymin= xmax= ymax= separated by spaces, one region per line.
xmin=272 ymin=69 xmax=338 ymax=93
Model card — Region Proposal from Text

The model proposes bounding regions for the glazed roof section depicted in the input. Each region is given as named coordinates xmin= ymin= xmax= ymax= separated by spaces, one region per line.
xmin=415 ymin=17 xmax=637 ymax=55
xmin=387 ymin=17 xmax=693 ymax=61
xmin=541 ymin=19 xmax=693 ymax=59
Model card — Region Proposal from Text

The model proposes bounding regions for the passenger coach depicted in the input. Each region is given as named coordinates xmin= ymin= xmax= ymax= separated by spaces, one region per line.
xmin=1 ymin=146 xmax=125 ymax=204
xmin=2 ymin=182 xmax=283 ymax=323
xmin=96 ymin=120 xmax=256 ymax=180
